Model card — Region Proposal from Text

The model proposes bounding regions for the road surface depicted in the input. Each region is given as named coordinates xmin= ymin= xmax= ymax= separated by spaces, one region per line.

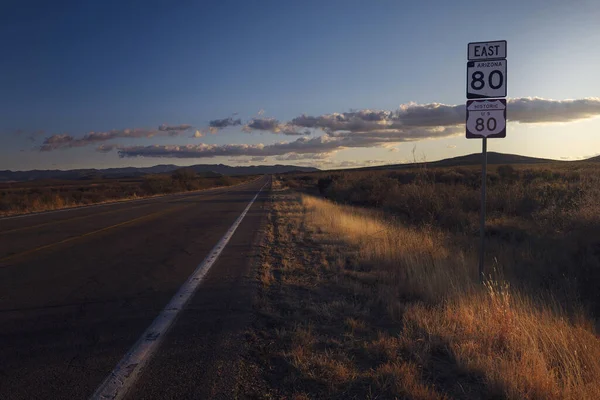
xmin=0 ymin=176 xmax=270 ymax=399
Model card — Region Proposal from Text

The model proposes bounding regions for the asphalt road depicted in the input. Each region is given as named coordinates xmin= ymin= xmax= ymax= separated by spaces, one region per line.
xmin=0 ymin=176 xmax=270 ymax=399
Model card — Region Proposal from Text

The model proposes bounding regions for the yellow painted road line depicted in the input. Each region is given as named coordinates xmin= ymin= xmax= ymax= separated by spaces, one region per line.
xmin=0 ymin=202 xmax=156 ymax=235
xmin=0 ymin=203 xmax=192 ymax=265
xmin=0 ymin=181 xmax=253 ymax=235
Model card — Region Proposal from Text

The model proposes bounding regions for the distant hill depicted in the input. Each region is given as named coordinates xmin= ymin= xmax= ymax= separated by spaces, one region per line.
xmin=0 ymin=164 xmax=319 ymax=182
xmin=583 ymin=155 xmax=600 ymax=163
xmin=429 ymin=152 xmax=558 ymax=167
xmin=351 ymin=152 xmax=562 ymax=172
xmin=3 ymin=152 xmax=592 ymax=182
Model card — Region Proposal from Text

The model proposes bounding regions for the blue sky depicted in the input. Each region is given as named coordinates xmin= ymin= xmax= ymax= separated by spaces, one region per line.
xmin=1 ymin=0 xmax=600 ymax=170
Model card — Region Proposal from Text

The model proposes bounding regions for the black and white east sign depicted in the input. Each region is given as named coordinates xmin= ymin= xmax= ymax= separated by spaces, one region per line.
xmin=468 ymin=40 xmax=506 ymax=61
xmin=466 ymin=59 xmax=507 ymax=99
xmin=466 ymin=99 xmax=506 ymax=139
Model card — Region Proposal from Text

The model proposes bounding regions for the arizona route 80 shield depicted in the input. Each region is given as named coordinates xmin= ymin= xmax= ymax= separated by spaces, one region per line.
xmin=466 ymin=99 xmax=506 ymax=139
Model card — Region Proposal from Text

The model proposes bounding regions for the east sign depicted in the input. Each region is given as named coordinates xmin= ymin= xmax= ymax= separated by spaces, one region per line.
xmin=468 ymin=40 xmax=506 ymax=61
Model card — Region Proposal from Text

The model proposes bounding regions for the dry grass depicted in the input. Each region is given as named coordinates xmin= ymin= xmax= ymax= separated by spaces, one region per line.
xmin=404 ymin=287 xmax=600 ymax=399
xmin=300 ymin=193 xmax=600 ymax=399
xmin=284 ymin=163 xmax=600 ymax=316
xmin=303 ymin=196 xmax=473 ymax=303
xmin=249 ymin=180 xmax=600 ymax=399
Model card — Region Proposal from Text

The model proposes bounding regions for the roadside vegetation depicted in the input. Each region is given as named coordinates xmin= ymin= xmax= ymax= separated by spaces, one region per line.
xmin=249 ymin=164 xmax=600 ymax=399
xmin=283 ymin=163 xmax=600 ymax=316
xmin=0 ymin=168 xmax=252 ymax=216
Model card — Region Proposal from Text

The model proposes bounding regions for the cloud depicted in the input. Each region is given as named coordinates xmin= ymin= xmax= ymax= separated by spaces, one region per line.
xmin=106 ymin=128 xmax=451 ymax=159
xmin=274 ymin=152 xmax=331 ymax=161
xmin=40 ymin=124 xmax=193 ymax=151
xmin=61 ymin=97 xmax=600 ymax=159
xmin=225 ymin=97 xmax=599 ymax=151
xmin=292 ymin=158 xmax=389 ymax=169
xmin=244 ymin=117 xmax=280 ymax=131
xmin=282 ymin=97 xmax=600 ymax=137
xmin=507 ymin=97 xmax=600 ymax=123
xmin=41 ymin=133 xmax=76 ymax=150
xmin=277 ymin=124 xmax=312 ymax=136
xmin=158 ymin=124 xmax=192 ymax=132
xmin=227 ymin=156 xmax=271 ymax=164
xmin=208 ymin=116 xmax=242 ymax=130
xmin=193 ymin=130 xmax=204 ymax=138
xmin=243 ymin=117 xmax=311 ymax=136
xmin=583 ymin=153 xmax=600 ymax=160
xmin=265 ymin=105 xmax=468 ymax=143
xmin=336 ymin=159 xmax=388 ymax=168
xmin=96 ymin=144 xmax=120 ymax=153
xmin=98 ymin=125 xmax=464 ymax=160
xmin=290 ymin=111 xmax=394 ymax=133
xmin=110 ymin=135 xmax=343 ymax=159
xmin=446 ymin=144 xmax=457 ymax=149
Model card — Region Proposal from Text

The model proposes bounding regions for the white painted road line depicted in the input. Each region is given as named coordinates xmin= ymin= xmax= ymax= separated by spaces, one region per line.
xmin=90 ymin=182 xmax=268 ymax=400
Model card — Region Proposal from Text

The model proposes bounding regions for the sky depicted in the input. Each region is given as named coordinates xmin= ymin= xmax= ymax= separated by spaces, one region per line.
xmin=1 ymin=0 xmax=600 ymax=171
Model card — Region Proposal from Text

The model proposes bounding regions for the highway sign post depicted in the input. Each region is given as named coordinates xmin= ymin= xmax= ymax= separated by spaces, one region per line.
xmin=466 ymin=41 xmax=507 ymax=281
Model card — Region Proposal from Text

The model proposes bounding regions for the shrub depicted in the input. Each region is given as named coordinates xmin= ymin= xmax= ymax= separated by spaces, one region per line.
xmin=497 ymin=164 xmax=518 ymax=181
xmin=142 ymin=175 xmax=173 ymax=194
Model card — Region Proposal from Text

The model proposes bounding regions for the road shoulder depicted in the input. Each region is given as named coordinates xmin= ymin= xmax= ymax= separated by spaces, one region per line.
xmin=242 ymin=183 xmax=445 ymax=399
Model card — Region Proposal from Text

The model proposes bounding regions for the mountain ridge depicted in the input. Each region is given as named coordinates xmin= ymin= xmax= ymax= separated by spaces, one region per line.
xmin=1 ymin=152 xmax=596 ymax=182
xmin=0 ymin=164 xmax=319 ymax=182
xmin=344 ymin=152 xmax=576 ymax=172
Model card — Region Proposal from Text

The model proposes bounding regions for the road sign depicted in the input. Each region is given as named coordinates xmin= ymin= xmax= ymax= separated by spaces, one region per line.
xmin=468 ymin=40 xmax=507 ymax=60
xmin=466 ymin=40 xmax=508 ymax=282
xmin=466 ymin=99 xmax=506 ymax=138
xmin=466 ymin=59 xmax=506 ymax=99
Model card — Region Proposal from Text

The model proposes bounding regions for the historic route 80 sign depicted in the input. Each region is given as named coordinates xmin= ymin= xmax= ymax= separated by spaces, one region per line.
xmin=466 ymin=99 xmax=506 ymax=139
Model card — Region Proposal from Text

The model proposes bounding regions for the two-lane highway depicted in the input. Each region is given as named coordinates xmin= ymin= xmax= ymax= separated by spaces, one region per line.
xmin=0 ymin=176 xmax=270 ymax=399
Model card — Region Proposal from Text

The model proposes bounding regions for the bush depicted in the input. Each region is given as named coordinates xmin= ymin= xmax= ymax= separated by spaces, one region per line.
xmin=213 ymin=176 xmax=233 ymax=186
xmin=317 ymin=177 xmax=333 ymax=195
xmin=497 ymin=164 xmax=518 ymax=181
xmin=142 ymin=175 xmax=173 ymax=194
xmin=172 ymin=168 xmax=199 ymax=191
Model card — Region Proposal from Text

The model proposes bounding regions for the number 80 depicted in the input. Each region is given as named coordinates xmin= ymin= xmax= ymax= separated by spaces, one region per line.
xmin=471 ymin=70 xmax=503 ymax=91
xmin=475 ymin=117 xmax=497 ymax=132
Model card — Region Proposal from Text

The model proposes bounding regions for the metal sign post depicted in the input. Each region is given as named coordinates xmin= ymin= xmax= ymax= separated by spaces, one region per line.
xmin=479 ymin=137 xmax=487 ymax=280
xmin=466 ymin=40 xmax=507 ymax=281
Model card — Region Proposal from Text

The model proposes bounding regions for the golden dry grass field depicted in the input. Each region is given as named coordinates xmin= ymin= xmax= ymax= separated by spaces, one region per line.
xmin=248 ymin=164 xmax=600 ymax=399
